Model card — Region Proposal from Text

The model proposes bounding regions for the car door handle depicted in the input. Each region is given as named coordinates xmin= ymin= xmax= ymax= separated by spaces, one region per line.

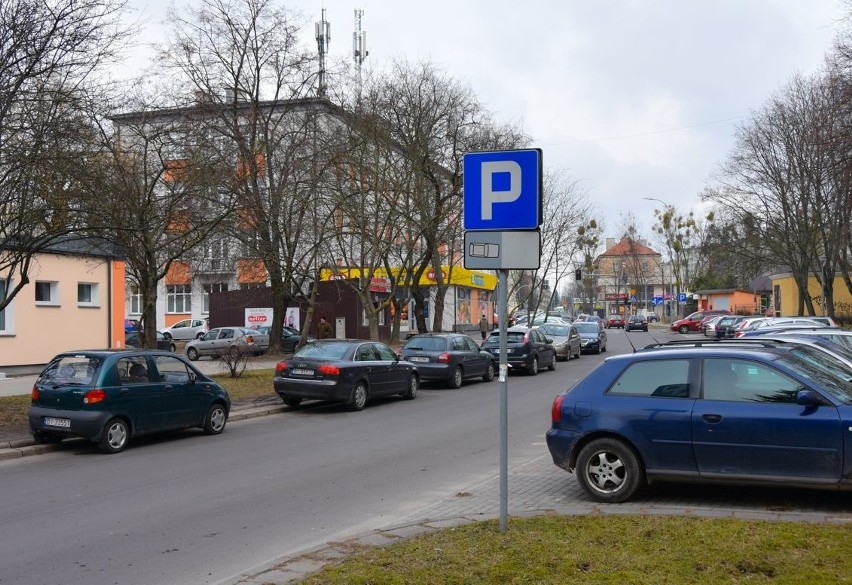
xmin=702 ymin=414 xmax=722 ymax=424
xmin=164 ymin=385 xmax=174 ymax=392
xmin=120 ymin=388 xmax=130 ymax=395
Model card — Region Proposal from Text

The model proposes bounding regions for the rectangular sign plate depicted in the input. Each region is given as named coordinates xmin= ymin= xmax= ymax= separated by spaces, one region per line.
xmin=463 ymin=230 xmax=541 ymax=270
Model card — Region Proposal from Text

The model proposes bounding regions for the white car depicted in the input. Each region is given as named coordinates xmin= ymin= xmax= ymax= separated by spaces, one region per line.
xmin=185 ymin=327 xmax=270 ymax=360
xmin=160 ymin=318 xmax=208 ymax=341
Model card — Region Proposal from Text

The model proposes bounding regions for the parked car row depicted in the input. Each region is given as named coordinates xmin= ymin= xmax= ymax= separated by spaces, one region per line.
xmin=547 ymin=331 xmax=852 ymax=504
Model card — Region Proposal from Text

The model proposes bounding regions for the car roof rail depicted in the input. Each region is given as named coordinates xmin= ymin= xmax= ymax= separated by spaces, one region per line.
xmin=640 ymin=338 xmax=790 ymax=350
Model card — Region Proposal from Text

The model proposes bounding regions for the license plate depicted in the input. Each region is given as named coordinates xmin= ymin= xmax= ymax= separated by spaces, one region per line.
xmin=409 ymin=356 xmax=429 ymax=362
xmin=292 ymin=368 xmax=314 ymax=376
xmin=43 ymin=417 xmax=70 ymax=428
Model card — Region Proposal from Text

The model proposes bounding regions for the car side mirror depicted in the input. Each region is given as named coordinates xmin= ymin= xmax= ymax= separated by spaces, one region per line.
xmin=188 ymin=371 xmax=197 ymax=384
xmin=796 ymin=389 xmax=828 ymax=407
xmin=546 ymin=338 xmax=553 ymax=344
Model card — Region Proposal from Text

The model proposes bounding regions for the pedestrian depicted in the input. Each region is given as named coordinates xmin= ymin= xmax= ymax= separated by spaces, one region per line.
xmin=317 ymin=316 xmax=332 ymax=339
xmin=479 ymin=313 xmax=489 ymax=340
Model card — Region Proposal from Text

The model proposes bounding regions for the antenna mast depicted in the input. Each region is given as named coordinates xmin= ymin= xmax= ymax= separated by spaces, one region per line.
xmin=315 ymin=9 xmax=331 ymax=97
xmin=353 ymin=9 xmax=368 ymax=89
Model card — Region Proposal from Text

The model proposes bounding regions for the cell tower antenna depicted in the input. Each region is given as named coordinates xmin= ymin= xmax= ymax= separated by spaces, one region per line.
xmin=353 ymin=9 xmax=368 ymax=88
xmin=315 ymin=8 xmax=331 ymax=97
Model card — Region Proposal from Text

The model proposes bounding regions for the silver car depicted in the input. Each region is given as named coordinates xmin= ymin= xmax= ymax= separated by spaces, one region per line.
xmin=185 ymin=327 xmax=270 ymax=360
xmin=160 ymin=318 xmax=208 ymax=341
xmin=535 ymin=323 xmax=581 ymax=361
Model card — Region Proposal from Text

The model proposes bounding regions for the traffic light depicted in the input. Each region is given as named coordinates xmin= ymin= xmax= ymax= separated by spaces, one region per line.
xmin=575 ymin=268 xmax=582 ymax=281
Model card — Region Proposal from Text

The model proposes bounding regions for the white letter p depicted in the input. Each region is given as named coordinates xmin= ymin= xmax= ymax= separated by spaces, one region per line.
xmin=481 ymin=161 xmax=521 ymax=220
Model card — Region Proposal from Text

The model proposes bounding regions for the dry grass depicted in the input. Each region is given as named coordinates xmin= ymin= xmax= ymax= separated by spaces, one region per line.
xmin=303 ymin=515 xmax=852 ymax=584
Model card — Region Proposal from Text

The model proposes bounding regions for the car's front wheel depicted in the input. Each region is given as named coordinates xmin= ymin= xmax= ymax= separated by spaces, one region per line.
xmin=448 ymin=366 xmax=464 ymax=389
xmin=186 ymin=346 xmax=199 ymax=361
xmin=99 ymin=418 xmax=129 ymax=454
xmin=678 ymin=325 xmax=689 ymax=334
xmin=347 ymin=382 xmax=368 ymax=411
xmin=548 ymin=353 xmax=556 ymax=371
xmin=575 ymin=438 xmax=644 ymax=503
xmin=203 ymin=403 xmax=227 ymax=434
xmin=162 ymin=332 xmax=173 ymax=341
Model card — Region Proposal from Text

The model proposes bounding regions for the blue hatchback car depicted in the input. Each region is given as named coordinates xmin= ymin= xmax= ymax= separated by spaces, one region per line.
xmin=546 ymin=341 xmax=852 ymax=502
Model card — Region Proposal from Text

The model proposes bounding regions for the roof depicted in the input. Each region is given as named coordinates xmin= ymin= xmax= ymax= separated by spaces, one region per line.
xmin=599 ymin=237 xmax=659 ymax=257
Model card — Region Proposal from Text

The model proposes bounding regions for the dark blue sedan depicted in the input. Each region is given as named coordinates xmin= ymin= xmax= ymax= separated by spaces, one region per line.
xmin=546 ymin=341 xmax=852 ymax=502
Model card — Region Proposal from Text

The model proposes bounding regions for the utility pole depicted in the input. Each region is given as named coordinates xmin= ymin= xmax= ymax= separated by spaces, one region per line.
xmin=315 ymin=9 xmax=331 ymax=97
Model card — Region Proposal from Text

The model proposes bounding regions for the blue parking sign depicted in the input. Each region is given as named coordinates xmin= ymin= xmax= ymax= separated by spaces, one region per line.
xmin=463 ymin=149 xmax=542 ymax=231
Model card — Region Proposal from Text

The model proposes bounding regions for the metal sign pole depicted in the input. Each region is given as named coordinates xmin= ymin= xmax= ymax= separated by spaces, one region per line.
xmin=498 ymin=269 xmax=508 ymax=532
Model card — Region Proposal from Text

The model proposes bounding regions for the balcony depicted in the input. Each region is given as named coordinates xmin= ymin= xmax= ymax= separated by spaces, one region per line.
xmin=195 ymin=257 xmax=234 ymax=274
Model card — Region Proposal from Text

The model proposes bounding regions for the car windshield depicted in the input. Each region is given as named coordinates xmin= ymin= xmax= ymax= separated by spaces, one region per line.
xmin=539 ymin=325 xmax=569 ymax=336
xmin=403 ymin=337 xmax=447 ymax=351
xmin=294 ymin=341 xmax=351 ymax=360
xmin=778 ymin=347 xmax=852 ymax=403
xmin=574 ymin=322 xmax=599 ymax=333
xmin=39 ymin=355 xmax=101 ymax=386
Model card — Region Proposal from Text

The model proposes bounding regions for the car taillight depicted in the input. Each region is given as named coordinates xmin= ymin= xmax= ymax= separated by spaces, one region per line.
xmin=84 ymin=389 xmax=106 ymax=404
xmin=31 ymin=386 xmax=39 ymax=402
xmin=524 ymin=333 xmax=530 ymax=343
xmin=319 ymin=364 xmax=340 ymax=375
xmin=437 ymin=352 xmax=451 ymax=364
xmin=275 ymin=361 xmax=288 ymax=375
xmin=551 ymin=395 xmax=564 ymax=424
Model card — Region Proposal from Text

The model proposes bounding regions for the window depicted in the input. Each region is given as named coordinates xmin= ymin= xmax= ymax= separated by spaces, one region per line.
xmin=202 ymin=283 xmax=228 ymax=313
xmin=703 ymin=358 xmax=802 ymax=403
xmin=153 ymin=355 xmax=191 ymax=384
xmin=0 ymin=278 xmax=8 ymax=332
xmin=240 ymin=282 xmax=264 ymax=290
xmin=128 ymin=283 xmax=143 ymax=315
xmin=117 ymin=357 xmax=150 ymax=384
xmin=166 ymin=285 xmax=192 ymax=313
xmin=77 ymin=283 xmax=100 ymax=307
xmin=35 ymin=281 xmax=59 ymax=305
xmin=608 ymin=359 xmax=691 ymax=398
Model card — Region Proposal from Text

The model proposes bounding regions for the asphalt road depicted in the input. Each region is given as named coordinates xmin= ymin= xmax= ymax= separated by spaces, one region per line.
xmin=0 ymin=327 xmax=669 ymax=585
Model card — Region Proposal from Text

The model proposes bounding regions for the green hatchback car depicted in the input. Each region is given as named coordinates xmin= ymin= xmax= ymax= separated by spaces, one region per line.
xmin=29 ymin=349 xmax=230 ymax=453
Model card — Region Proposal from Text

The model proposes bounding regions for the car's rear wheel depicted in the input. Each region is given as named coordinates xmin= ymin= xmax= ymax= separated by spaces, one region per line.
xmin=186 ymin=346 xmax=199 ymax=361
xmin=281 ymin=396 xmax=302 ymax=407
xmin=528 ymin=356 xmax=538 ymax=376
xmin=203 ymin=403 xmax=227 ymax=434
xmin=402 ymin=374 xmax=418 ymax=400
xmin=196 ymin=332 xmax=205 ymax=339
xmin=483 ymin=361 xmax=495 ymax=382
xmin=99 ymin=418 xmax=129 ymax=454
xmin=347 ymin=382 xmax=368 ymax=411
xmin=575 ymin=438 xmax=644 ymax=503
xmin=678 ymin=325 xmax=689 ymax=334
xmin=162 ymin=332 xmax=173 ymax=341
xmin=448 ymin=366 xmax=464 ymax=389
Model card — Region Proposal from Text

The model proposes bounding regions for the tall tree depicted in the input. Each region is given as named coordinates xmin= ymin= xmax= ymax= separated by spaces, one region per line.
xmin=158 ymin=0 xmax=328 ymax=350
xmin=0 ymin=0 xmax=131 ymax=310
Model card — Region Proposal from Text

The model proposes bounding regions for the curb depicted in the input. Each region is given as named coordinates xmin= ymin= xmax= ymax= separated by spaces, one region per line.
xmin=0 ymin=403 xmax=287 ymax=461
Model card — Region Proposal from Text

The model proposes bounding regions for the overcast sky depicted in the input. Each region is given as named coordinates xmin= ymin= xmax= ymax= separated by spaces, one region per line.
xmin=125 ymin=0 xmax=847 ymax=240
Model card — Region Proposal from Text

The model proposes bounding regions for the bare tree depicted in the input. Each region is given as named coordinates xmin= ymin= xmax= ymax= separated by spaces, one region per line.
xmin=0 ymin=0 xmax=131 ymax=310
xmin=79 ymin=93 xmax=236 ymax=348
xmin=157 ymin=0 xmax=331 ymax=350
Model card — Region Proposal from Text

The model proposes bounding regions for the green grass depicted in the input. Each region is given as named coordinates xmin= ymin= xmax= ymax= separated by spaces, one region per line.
xmin=302 ymin=515 xmax=852 ymax=584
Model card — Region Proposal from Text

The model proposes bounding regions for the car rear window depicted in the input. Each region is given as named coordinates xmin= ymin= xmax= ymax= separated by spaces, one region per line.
xmin=607 ymin=359 xmax=691 ymax=398
xmin=295 ymin=342 xmax=350 ymax=360
xmin=403 ymin=337 xmax=447 ymax=351
xmin=39 ymin=356 xmax=101 ymax=386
